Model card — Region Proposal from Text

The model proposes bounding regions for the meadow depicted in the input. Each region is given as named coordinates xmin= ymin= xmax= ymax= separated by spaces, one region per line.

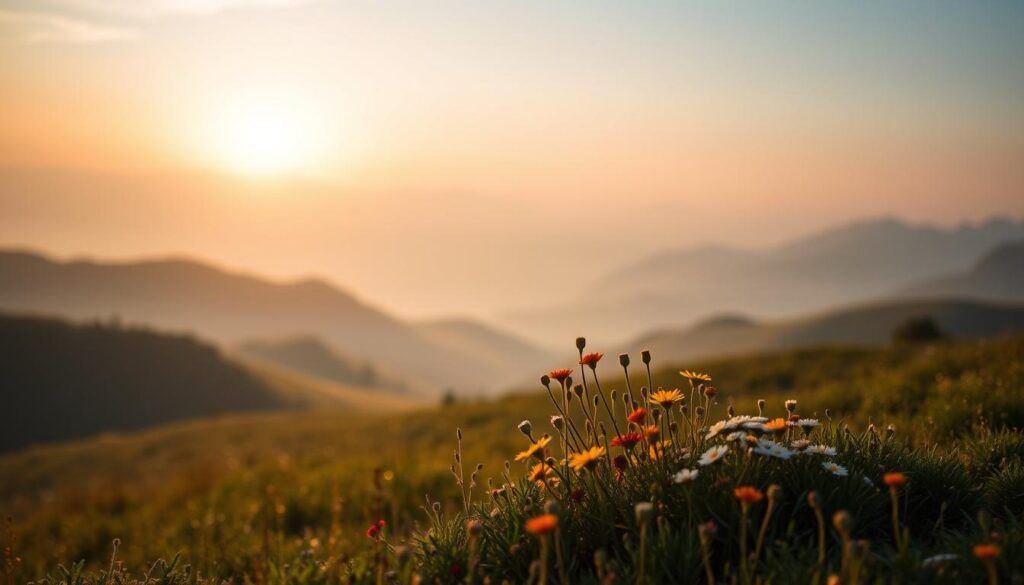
xmin=3 ymin=335 xmax=1023 ymax=584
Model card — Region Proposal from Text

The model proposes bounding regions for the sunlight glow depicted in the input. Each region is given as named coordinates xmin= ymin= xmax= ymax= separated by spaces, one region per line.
xmin=212 ymin=99 xmax=316 ymax=176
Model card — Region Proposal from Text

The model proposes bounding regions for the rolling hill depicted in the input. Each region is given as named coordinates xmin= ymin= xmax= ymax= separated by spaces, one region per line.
xmin=0 ymin=250 xmax=552 ymax=395
xmin=501 ymin=216 xmax=1024 ymax=344
xmin=0 ymin=313 xmax=348 ymax=453
xmin=236 ymin=335 xmax=410 ymax=393
xmin=628 ymin=298 xmax=1024 ymax=362
xmin=900 ymin=241 xmax=1024 ymax=302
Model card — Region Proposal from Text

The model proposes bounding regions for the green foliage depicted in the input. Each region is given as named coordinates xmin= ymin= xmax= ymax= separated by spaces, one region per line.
xmin=2 ymin=335 xmax=1023 ymax=583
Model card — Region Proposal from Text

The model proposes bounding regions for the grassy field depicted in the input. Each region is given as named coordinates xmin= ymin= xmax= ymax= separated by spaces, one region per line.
xmin=3 ymin=335 xmax=1023 ymax=583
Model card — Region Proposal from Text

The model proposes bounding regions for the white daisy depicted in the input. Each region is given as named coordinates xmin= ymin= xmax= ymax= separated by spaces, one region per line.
xmin=805 ymin=444 xmax=837 ymax=457
xmin=790 ymin=439 xmax=811 ymax=450
xmin=921 ymin=554 xmax=958 ymax=568
xmin=725 ymin=431 xmax=746 ymax=442
xmin=822 ymin=462 xmax=848 ymax=476
xmin=752 ymin=439 xmax=794 ymax=460
xmin=698 ymin=445 xmax=729 ymax=466
xmin=673 ymin=468 xmax=699 ymax=483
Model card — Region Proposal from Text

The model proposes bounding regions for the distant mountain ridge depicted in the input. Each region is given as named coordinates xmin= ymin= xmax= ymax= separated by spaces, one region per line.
xmin=500 ymin=216 xmax=1024 ymax=344
xmin=0 ymin=250 xmax=552 ymax=395
xmin=628 ymin=298 xmax=1024 ymax=363
xmin=900 ymin=241 xmax=1024 ymax=302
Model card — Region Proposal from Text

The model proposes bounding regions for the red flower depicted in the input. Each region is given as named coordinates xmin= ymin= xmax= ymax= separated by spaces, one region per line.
xmin=627 ymin=407 xmax=647 ymax=424
xmin=788 ymin=414 xmax=802 ymax=423
xmin=366 ymin=526 xmax=378 ymax=538
xmin=548 ymin=368 xmax=573 ymax=382
xmin=611 ymin=432 xmax=643 ymax=449
xmin=703 ymin=385 xmax=718 ymax=398
xmin=883 ymin=472 xmax=907 ymax=488
xmin=579 ymin=352 xmax=603 ymax=367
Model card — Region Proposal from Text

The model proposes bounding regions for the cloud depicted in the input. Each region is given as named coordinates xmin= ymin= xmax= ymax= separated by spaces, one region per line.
xmin=0 ymin=9 xmax=140 ymax=43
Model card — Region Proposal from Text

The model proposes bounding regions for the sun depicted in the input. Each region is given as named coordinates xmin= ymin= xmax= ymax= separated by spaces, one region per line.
xmin=211 ymin=99 xmax=315 ymax=176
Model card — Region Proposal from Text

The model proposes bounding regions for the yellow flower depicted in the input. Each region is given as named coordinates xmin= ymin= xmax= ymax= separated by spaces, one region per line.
xmin=650 ymin=388 xmax=684 ymax=408
xmin=649 ymin=439 xmax=672 ymax=460
xmin=679 ymin=370 xmax=712 ymax=382
xmin=568 ymin=446 xmax=606 ymax=472
xmin=515 ymin=435 xmax=552 ymax=462
xmin=528 ymin=462 xmax=555 ymax=483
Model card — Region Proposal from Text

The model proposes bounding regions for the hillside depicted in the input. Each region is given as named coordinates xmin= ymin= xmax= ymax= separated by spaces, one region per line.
xmin=237 ymin=336 xmax=410 ymax=393
xmin=0 ymin=313 xmax=309 ymax=453
xmin=0 ymin=250 xmax=550 ymax=395
xmin=901 ymin=241 xmax=1024 ymax=301
xmin=501 ymin=216 xmax=1024 ymax=344
xmin=629 ymin=298 xmax=1024 ymax=362
xmin=2 ymin=334 xmax=1021 ymax=578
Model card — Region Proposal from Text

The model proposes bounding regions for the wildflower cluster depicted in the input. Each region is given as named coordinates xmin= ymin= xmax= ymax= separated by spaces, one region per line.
xmin=408 ymin=338 xmax=1019 ymax=584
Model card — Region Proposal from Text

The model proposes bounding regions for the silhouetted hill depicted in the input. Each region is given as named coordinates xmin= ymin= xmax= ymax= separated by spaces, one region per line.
xmin=502 ymin=216 xmax=1024 ymax=344
xmin=900 ymin=241 xmax=1024 ymax=302
xmin=0 ymin=313 xmax=301 ymax=452
xmin=0 ymin=250 xmax=543 ymax=395
xmin=629 ymin=299 xmax=1024 ymax=362
xmin=237 ymin=335 xmax=409 ymax=393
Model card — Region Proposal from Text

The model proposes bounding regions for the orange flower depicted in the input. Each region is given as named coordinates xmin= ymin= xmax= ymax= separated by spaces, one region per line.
xmin=733 ymin=486 xmax=764 ymax=504
xmin=762 ymin=418 xmax=787 ymax=433
xmin=643 ymin=425 xmax=660 ymax=439
xmin=611 ymin=432 xmax=643 ymax=449
xmin=973 ymin=543 xmax=1001 ymax=561
xmin=548 ymin=368 xmax=573 ymax=382
xmin=580 ymin=352 xmax=603 ymax=366
xmin=525 ymin=513 xmax=558 ymax=535
xmin=627 ymin=407 xmax=647 ymax=424
xmin=883 ymin=472 xmax=907 ymax=488
xmin=515 ymin=435 xmax=552 ymax=462
xmin=648 ymin=439 xmax=672 ymax=461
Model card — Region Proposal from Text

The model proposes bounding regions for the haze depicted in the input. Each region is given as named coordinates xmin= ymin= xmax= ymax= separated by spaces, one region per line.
xmin=1 ymin=1 xmax=1022 ymax=318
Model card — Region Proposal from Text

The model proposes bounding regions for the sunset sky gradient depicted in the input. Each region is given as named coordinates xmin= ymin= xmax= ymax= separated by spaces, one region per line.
xmin=1 ymin=1 xmax=1022 ymax=317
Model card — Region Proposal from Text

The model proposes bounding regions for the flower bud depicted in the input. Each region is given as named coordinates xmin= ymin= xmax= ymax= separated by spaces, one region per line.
xmin=641 ymin=349 xmax=651 ymax=364
xmin=635 ymin=501 xmax=654 ymax=524
xmin=576 ymin=337 xmax=586 ymax=351
xmin=540 ymin=374 xmax=550 ymax=387
xmin=785 ymin=400 xmax=797 ymax=413
xmin=619 ymin=353 xmax=630 ymax=367
xmin=757 ymin=399 xmax=766 ymax=415
xmin=518 ymin=420 xmax=533 ymax=437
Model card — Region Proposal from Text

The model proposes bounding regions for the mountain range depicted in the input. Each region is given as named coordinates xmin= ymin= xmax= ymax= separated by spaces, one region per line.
xmin=499 ymin=216 xmax=1024 ymax=344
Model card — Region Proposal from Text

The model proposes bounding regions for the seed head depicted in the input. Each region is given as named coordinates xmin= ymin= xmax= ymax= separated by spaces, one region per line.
xmin=575 ymin=337 xmax=586 ymax=351
xmin=619 ymin=353 xmax=630 ymax=367
xmin=785 ymin=400 xmax=797 ymax=413
xmin=540 ymin=374 xmax=550 ymax=387
xmin=641 ymin=349 xmax=651 ymax=364
xmin=518 ymin=420 xmax=533 ymax=437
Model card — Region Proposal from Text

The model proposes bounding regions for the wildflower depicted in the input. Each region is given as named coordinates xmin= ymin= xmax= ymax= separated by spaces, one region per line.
xmin=641 ymin=349 xmax=652 ymax=364
xmin=805 ymin=444 xmax=837 ymax=457
xmin=650 ymin=388 xmax=684 ymax=408
xmin=703 ymin=385 xmax=718 ymax=398
xmin=580 ymin=352 xmax=603 ymax=367
xmin=515 ymin=435 xmax=552 ymax=462
xmin=619 ymin=353 xmax=630 ymax=367
xmin=797 ymin=419 xmax=820 ymax=434
xmin=528 ymin=463 xmax=555 ymax=483
xmin=883 ymin=472 xmax=907 ymax=487
xmin=517 ymin=420 xmax=532 ymax=436
xmin=611 ymin=432 xmax=643 ymax=449
xmin=680 ymin=370 xmax=712 ymax=382
xmin=785 ymin=399 xmax=797 ymax=413
xmin=921 ymin=554 xmax=958 ymax=568
xmin=643 ymin=424 xmax=660 ymax=439
xmin=706 ymin=415 xmax=767 ymax=439
xmin=725 ymin=431 xmax=746 ymax=442
xmin=973 ymin=543 xmax=1001 ymax=560
xmin=791 ymin=439 xmax=811 ymax=450
xmin=634 ymin=502 xmax=654 ymax=523
xmin=627 ymin=407 xmax=647 ymax=424
xmin=698 ymin=445 xmax=729 ymax=466
xmin=822 ymin=462 xmax=848 ymax=476
xmin=673 ymin=468 xmax=699 ymax=483
xmin=569 ymin=446 xmax=606 ymax=472
xmin=548 ymin=368 xmax=573 ymax=382
xmin=648 ymin=439 xmax=672 ymax=460
xmin=524 ymin=514 xmax=558 ymax=535
xmin=752 ymin=439 xmax=794 ymax=460
xmin=366 ymin=519 xmax=385 ymax=538
xmin=550 ymin=415 xmax=564 ymax=430
xmin=765 ymin=415 xmax=786 ymax=434
xmin=734 ymin=486 xmax=764 ymax=504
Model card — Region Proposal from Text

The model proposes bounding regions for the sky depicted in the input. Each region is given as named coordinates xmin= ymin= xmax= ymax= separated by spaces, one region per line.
xmin=1 ymin=1 xmax=1022 ymax=319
